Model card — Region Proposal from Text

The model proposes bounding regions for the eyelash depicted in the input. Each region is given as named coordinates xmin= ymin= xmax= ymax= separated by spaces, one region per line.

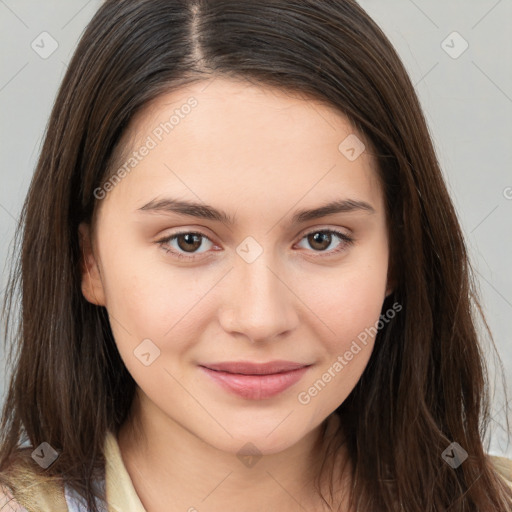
xmin=156 ymin=229 xmax=354 ymax=261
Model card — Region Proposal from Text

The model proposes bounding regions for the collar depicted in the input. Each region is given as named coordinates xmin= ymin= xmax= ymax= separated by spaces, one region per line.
xmin=104 ymin=430 xmax=147 ymax=511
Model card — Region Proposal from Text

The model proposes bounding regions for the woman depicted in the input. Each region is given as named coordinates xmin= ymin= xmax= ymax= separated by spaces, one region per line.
xmin=1 ymin=1 xmax=511 ymax=510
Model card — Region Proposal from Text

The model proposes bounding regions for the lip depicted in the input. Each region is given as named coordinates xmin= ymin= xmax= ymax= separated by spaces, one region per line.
xmin=199 ymin=361 xmax=311 ymax=400
xmin=202 ymin=360 xmax=309 ymax=375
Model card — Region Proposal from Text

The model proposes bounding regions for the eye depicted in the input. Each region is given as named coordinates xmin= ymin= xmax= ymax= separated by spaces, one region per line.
xmin=156 ymin=228 xmax=354 ymax=261
xmin=156 ymin=231 xmax=216 ymax=260
xmin=295 ymin=229 xmax=354 ymax=256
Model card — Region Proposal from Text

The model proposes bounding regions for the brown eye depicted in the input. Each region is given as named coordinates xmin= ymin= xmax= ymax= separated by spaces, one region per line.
xmin=296 ymin=229 xmax=354 ymax=256
xmin=176 ymin=233 xmax=203 ymax=253
xmin=307 ymin=232 xmax=333 ymax=251
xmin=157 ymin=231 xmax=215 ymax=260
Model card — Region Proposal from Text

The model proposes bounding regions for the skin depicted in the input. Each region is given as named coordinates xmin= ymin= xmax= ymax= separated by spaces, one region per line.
xmin=79 ymin=77 xmax=394 ymax=512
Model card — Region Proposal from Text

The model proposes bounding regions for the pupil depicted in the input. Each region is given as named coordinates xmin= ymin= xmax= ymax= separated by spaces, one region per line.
xmin=310 ymin=232 xmax=330 ymax=250
xmin=179 ymin=233 xmax=201 ymax=252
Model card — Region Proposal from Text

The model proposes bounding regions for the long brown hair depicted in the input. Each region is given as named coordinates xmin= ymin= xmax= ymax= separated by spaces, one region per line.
xmin=1 ymin=1 xmax=511 ymax=510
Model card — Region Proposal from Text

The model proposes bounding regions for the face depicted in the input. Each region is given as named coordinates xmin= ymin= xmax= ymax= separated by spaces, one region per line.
xmin=79 ymin=77 xmax=393 ymax=456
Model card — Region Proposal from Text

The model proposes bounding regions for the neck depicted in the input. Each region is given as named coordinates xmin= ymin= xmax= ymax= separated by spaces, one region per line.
xmin=117 ymin=391 xmax=351 ymax=512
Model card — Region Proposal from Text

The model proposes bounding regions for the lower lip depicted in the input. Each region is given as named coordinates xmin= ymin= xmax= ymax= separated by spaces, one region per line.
xmin=199 ymin=366 xmax=310 ymax=400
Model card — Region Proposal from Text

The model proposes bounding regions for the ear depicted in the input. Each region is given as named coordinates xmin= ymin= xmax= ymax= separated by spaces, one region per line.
xmin=78 ymin=222 xmax=106 ymax=306
xmin=385 ymin=264 xmax=395 ymax=298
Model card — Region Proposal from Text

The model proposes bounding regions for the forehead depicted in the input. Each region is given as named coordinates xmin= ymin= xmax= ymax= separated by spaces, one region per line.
xmin=101 ymin=77 xmax=383 ymax=218
xmin=125 ymin=77 xmax=366 ymax=155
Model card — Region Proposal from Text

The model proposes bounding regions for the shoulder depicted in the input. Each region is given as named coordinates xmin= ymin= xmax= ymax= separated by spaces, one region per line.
xmin=488 ymin=454 xmax=512 ymax=489
xmin=0 ymin=480 xmax=68 ymax=512
xmin=0 ymin=486 xmax=29 ymax=511
xmin=0 ymin=452 xmax=69 ymax=512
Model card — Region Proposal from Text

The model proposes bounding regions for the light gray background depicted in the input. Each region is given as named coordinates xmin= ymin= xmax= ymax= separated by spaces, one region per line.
xmin=1 ymin=1 xmax=511 ymax=457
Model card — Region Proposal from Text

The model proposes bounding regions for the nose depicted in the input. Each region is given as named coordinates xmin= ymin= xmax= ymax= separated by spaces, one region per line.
xmin=218 ymin=254 xmax=299 ymax=344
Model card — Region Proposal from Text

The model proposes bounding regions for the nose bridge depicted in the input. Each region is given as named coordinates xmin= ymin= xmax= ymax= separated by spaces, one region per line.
xmin=220 ymin=244 xmax=297 ymax=342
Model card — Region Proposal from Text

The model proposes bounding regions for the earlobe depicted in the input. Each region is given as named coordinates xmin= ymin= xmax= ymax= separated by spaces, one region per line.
xmin=385 ymin=260 xmax=396 ymax=298
xmin=78 ymin=222 xmax=106 ymax=306
xmin=385 ymin=273 xmax=395 ymax=298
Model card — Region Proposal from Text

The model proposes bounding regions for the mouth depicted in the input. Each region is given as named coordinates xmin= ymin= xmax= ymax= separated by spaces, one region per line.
xmin=201 ymin=360 xmax=310 ymax=375
xmin=199 ymin=360 xmax=312 ymax=400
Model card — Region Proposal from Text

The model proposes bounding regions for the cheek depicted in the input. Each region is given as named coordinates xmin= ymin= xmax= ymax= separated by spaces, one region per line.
xmin=300 ymin=248 xmax=389 ymax=360
xmin=97 ymin=245 xmax=203 ymax=350
xmin=99 ymin=255 xmax=231 ymax=398
xmin=99 ymin=262 xmax=200 ymax=389
xmin=294 ymin=267 xmax=388 ymax=411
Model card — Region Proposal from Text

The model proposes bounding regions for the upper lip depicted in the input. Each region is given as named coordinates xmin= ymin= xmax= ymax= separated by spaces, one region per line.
xmin=201 ymin=360 xmax=311 ymax=375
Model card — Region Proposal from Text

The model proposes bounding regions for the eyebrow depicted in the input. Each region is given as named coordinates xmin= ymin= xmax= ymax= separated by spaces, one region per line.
xmin=137 ymin=196 xmax=376 ymax=225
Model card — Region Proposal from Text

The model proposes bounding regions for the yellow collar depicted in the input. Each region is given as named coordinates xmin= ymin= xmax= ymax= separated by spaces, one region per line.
xmin=104 ymin=430 xmax=146 ymax=511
